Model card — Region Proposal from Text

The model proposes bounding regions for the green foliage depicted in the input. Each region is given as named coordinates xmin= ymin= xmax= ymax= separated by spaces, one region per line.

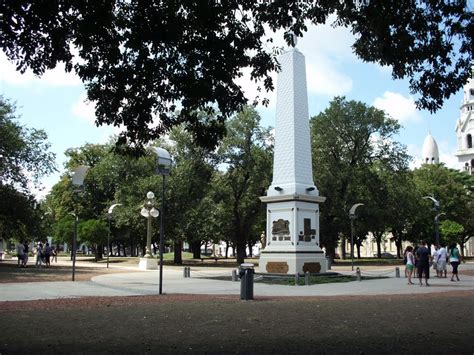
xmin=440 ymin=219 xmax=464 ymax=246
xmin=413 ymin=165 xmax=474 ymax=250
xmin=310 ymin=97 xmax=410 ymax=257
xmin=216 ymin=107 xmax=273 ymax=263
xmin=0 ymin=96 xmax=56 ymax=242
xmin=1 ymin=2 xmax=469 ymax=150
xmin=0 ymin=96 xmax=56 ymax=190
xmin=78 ymin=219 xmax=108 ymax=246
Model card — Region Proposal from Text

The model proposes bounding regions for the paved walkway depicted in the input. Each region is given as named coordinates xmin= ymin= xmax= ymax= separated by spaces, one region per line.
xmin=1 ymin=262 xmax=473 ymax=301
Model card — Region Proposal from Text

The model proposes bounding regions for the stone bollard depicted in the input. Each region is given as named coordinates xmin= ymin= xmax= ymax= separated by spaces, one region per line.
xmin=356 ymin=267 xmax=361 ymax=282
xmin=232 ymin=269 xmax=238 ymax=282
xmin=305 ymin=272 xmax=310 ymax=286
xmin=395 ymin=267 xmax=400 ymax=278
xmin=295 ymin=273 xmax=300 ymax=286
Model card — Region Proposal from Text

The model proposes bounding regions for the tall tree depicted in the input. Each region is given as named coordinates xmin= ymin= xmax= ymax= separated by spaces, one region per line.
xmin=310 ymin=97 xmax=410 ymax=258
xmin=413 ymin=165 xmax=474 ymax=255
xmin=217 ymin=107 xmax=273 ymax=264
xmin=165 ymin=124 xmax=216 ymax=262
xmin=0 ymin=96 xmax=56 ymax=242
xmin=1 ymin=2 xmax=470 ymax=150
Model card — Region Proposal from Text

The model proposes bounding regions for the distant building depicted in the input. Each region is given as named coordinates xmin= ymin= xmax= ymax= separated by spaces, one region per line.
xmin=422 ymin=133 xmax=439 ymax=165
xmin=455 ymin=66 xmax=474 ymax=175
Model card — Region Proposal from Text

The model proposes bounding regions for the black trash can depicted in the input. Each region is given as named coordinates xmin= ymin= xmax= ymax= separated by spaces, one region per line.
xmin=239 ymin=263 xmax=254 ymax=300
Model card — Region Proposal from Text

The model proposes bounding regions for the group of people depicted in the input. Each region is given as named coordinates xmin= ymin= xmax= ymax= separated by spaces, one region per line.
xmin=16 ymin=241 xmax=58 ymax=268
xmin=34 ymin=241 xmax=57 ymax=268
xmin=404 ymin=241 xmax=464 ymax=286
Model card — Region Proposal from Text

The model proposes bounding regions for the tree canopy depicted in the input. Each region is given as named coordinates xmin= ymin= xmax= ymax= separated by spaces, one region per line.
xmin=0 ymin=97 xmax=56 ymax=242
xmin=1 ymin=1 xmax=471 ymax=150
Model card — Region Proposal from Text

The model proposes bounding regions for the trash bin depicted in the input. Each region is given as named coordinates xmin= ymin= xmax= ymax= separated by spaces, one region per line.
xmin=239 ymin=263 xmax=254 ymax=300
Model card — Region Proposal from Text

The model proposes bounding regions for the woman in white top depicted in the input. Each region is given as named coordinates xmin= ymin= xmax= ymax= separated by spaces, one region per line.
xmin=405 ymin=245 xmax=415 ymax=285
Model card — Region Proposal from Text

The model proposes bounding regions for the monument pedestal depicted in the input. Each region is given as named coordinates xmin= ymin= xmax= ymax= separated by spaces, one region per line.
xmin=259 ymin=195 xmax=327 ymax=274
xmin=259 ymin=251 xmax=328 ymax=274
xmin=138 ymin=257 xmax=158 ymax=270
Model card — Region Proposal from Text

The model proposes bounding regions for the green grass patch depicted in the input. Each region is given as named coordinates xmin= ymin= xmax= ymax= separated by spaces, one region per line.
xmin=256 ymin=274 xmax=388 ymax=286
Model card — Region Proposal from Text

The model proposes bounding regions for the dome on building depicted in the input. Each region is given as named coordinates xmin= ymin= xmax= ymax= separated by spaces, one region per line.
xmin=422 ymin=133 xmax=439 ymax=164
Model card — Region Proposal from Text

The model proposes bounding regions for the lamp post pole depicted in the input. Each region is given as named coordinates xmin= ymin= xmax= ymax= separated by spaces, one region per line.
xmin=107 ymin=204 xmax=122 ymax=268
xmin=71 ymin=165 xmax=89 ymax=282
xmin=153 ymin=147 xmax=172 ymax=295
xmin=349 ymin=203 xmax=364 ymax=271
xmin=72 ymin=212 xmax=78 ymax=281
xmin=423 ymin=196 xmax=440 ymax=246
xmin=159 ymin=176 xmax=166 ymax=295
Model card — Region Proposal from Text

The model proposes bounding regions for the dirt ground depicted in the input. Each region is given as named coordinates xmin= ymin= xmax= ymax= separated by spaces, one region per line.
xmin=1 ymin=260 xmax=473 ymax=354
xmin=0 ymin=292 xmax=473 ymax=354
xmin=0 ymin=259 xmax=131 ymax=282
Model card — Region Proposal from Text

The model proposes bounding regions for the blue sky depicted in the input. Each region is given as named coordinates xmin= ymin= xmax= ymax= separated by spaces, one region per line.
xmin=0 ymin=19 xmax=466 ymax=199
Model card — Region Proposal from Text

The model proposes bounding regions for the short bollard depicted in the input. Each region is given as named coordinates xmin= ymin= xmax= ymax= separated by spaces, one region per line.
xmin=232 ymin=269 xmax=237 ymax=282
xmin=395 ymin=267 xmax=400 ymax=278
xmin=294 ymin=273 xmax=300 ymax=286
xmin=239 ymin=263 xmax=254 ymax=300
xmin=356 ymin=267 xmax=361 ymax=281
xmin=305 ymin=272 xmax=310 ymax=286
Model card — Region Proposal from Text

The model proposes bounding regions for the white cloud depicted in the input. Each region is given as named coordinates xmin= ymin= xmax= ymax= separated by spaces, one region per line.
xmin=306 ymin=57 xmax=352 ymax=96
xmin=373 ymin=91 xmax=421 ymax=124
xmin=0 ymin=52 xmax=81 ymax=87
xmin=72 ymin=94 xmax=96 ymax=123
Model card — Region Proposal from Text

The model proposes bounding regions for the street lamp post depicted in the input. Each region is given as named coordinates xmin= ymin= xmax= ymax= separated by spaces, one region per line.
xmin=434 ymin=212 xmax=446 ymax=246
xmin=349 ymin=203 xmax=364 ymax=271
xmin=71 ymin=165 xmax=89 ymax=281
xmin=423 ymin=196 xmax=440 ymax=245
xmin=153 ymin=147 xmax=172 ymax=295
xmin=139 ymin=192 xmax=160 ymax=270
xmin=107 ymin=203 xmax=122 ymax=268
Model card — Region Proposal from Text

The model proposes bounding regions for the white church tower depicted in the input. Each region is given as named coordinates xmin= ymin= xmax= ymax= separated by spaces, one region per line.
xmin=455 ymin=66 xmax=474 ymax=175
xmin=259 ymin=37 xmax=327 ymax=275
xmin=422 ymin=133 xmax=440 ymax=164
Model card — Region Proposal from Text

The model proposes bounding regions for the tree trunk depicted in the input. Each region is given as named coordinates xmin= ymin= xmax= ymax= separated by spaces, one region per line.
xmin=356 ymin=243 xmax=361 ymax=259
xmin=341 ymin=236 xmax=347 ymax=259
xmin=225 ymin=241 xmax=229 ymax=258
xmin=190 ymin=240 xmax=201 ymax=259
xmin=376 ymin=237 xmax=382 ymax=258
xmin=97 ymin=244 xmax=103 ymax=259
xmin=236 ymin=237 xmax=246 ymax=264
xmin=247 ymin=240 xmax=253 ymax=257
xmin=174 ymin=240 xmax=182 ymax=264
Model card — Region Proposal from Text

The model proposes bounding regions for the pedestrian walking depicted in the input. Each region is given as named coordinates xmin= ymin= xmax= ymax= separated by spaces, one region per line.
xmin=44 ymin=242 xmax=52 ymax=267
xmin=405 ymin=246 xmax=415 ymax=285
xmin=416 ymin=240 xmax=431 ymax=286
xmin=437 ymin=244 xmax=447 ymax=278
xmin=51 ymin=245 xmax=58 ymax=263
xmin=22 ymin=241 xmax=29 ymax=267
xmin=448 ymin=243 xmax=463 ymax=281
xmin=35 ymin=242 xmax=44 ymax=268
xmin=16 ymin=241 xmax=24 ymax=268
xmin=432 ymin=245 xmax=439 ymax=276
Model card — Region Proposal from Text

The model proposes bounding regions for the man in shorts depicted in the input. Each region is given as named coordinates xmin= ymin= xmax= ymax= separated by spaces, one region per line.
xmin=416 ymin=240 xmax=431 ymax=286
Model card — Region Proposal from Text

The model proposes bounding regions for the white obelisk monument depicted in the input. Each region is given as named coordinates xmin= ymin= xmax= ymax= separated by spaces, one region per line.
xmin=259 ymin=37 xmax=327 ymax=274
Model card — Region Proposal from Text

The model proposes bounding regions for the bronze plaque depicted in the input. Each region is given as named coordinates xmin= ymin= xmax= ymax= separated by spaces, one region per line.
xmin=266 ymin=262 xmax=289 ymax=274
xmin=272 ymin=219 xmax=290 ymax=235
xmin=303 ymin=262 xmax=321 ymax=273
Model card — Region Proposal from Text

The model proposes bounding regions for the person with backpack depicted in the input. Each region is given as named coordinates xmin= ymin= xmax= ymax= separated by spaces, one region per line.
xmin=448 ymin=243 xmax=463 ymax=281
